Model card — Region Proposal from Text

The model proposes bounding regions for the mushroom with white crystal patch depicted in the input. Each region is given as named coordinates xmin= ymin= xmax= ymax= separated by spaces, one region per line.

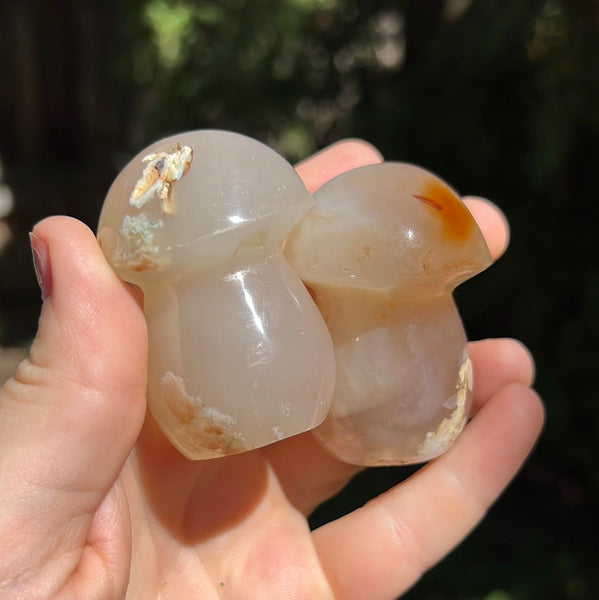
xmin=98 ymin=130 xmax=336 ymax=459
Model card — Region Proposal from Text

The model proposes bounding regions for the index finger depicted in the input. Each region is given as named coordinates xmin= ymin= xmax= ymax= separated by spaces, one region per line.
xmin=295 ymin=139 xmax=383 ymax=192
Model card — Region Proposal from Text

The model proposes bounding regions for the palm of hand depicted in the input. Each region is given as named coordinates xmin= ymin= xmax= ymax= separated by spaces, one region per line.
xmin=122 ymin=421 xmax=355 ymax=598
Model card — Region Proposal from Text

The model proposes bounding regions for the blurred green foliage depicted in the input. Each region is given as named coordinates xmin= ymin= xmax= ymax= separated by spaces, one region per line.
xmin=1 ymin=0 xmax=597 ymax=598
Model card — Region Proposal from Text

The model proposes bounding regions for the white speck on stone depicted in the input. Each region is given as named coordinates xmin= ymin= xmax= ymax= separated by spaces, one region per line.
xmin=272 ymin=426 xmax=285 ymax=440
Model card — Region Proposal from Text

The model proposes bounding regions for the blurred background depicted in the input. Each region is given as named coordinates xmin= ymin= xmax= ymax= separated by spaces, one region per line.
xmin=0 ymin=0 xmax=597 ymax=598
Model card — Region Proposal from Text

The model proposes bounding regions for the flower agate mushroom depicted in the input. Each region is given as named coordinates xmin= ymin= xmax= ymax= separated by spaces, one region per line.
xmin=98 ymin=130 xmax=335 ymax=459
xmin=284 ymin=163 xmax=492 ymax=465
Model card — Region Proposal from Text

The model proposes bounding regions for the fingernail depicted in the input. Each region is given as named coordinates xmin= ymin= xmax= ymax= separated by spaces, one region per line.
xmin=29 ymin=232 xmax=52 ymax=300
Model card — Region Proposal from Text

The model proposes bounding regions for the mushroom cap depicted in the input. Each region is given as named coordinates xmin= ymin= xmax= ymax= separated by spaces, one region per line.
xmin=98 ymin=130 xmax=312 ymax=286
xmin=284 ymin=162 xmax=492 ymax=295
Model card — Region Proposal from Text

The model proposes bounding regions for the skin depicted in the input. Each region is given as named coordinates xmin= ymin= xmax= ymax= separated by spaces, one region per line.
xmin=0 ymin=140 xmax=544 ymax=600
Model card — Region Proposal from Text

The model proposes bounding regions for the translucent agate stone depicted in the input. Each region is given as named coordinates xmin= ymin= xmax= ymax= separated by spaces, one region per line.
xmin=284 ymin=163 xmax=492 ymax=465
xmin=98 ymin=130 xmax=335 ymax=459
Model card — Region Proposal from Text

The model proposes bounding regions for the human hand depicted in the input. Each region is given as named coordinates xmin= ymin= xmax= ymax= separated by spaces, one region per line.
xmin=0 ymin=140 xmax=544 ymax=599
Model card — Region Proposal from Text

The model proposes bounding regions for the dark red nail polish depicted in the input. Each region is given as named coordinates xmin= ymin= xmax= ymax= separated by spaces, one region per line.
xmin=29 ymin=232 xmax=52 ymax=300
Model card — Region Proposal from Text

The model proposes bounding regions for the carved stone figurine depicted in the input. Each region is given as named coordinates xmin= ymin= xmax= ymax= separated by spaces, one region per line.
xmin=98 ymin=130 xmax=491 ymax=466
xmin=98 ymin=130 xmax=336 ymax=459
xmin=284 ymin=163 xmax=492 ymax=465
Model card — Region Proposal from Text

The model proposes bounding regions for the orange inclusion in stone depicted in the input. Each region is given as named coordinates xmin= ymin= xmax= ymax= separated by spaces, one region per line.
xmin=413 ymin=179 xmax=474 ymax=242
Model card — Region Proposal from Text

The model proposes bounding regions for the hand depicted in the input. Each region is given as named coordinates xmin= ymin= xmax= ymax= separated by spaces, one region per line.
xmin=0 ymin=140 xmax=544 ymax=600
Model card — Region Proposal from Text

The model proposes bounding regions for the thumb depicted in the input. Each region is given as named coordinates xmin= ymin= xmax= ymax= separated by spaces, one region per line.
xmin=0 ymin=217 xmax=147 ymax=582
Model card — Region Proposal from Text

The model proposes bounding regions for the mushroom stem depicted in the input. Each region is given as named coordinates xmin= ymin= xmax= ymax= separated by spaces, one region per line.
xmin=310 ymin=288 xmax=471 ymax=465
xmin=143 ymin=250 xmax=336 ymax=459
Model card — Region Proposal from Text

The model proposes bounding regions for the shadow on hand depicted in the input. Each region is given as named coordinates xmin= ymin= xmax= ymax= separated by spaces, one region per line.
xmin=134 ymin=411 xmax=269 ymax=545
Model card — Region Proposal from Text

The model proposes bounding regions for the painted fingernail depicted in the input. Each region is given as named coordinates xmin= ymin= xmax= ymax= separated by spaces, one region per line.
xmin=29 ymin=232 xmax=52 ymax=300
